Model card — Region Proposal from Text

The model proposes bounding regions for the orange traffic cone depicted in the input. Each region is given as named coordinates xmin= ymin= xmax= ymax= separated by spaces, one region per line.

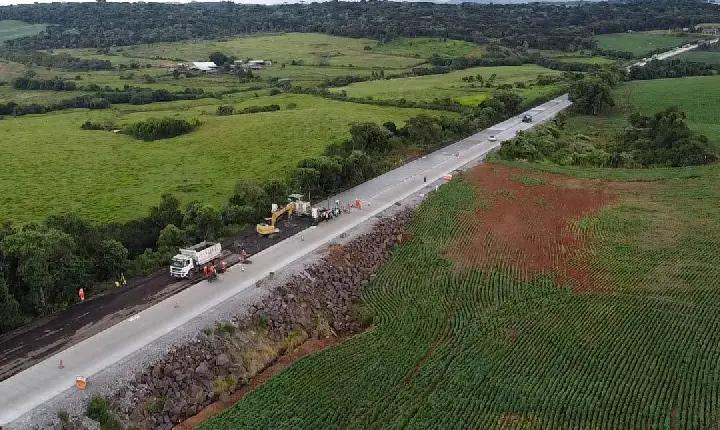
xmin=58 ymin=360 xmax=64 ymax=369
xmin=76 ymin=376 xmax=87 ymax=390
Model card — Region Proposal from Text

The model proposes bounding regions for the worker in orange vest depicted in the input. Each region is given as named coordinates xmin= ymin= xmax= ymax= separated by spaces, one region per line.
xmin=203 ymin=265 xmax=208 ymax=277
xmin=241 ymin=249 xmax=248 ymax=263
xmin=78 ymin=288 xmax=85 ymax=302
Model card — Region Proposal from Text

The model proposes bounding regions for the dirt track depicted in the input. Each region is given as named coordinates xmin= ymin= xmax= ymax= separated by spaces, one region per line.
xmin=0 ymin=217 xmax=313 ymax=382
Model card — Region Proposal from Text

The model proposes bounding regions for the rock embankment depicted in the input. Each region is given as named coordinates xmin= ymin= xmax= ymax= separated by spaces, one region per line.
xmin=109 ymin=209 xmax=413 ymax=429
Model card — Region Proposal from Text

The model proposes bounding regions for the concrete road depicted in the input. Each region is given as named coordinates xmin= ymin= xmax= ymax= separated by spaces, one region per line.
xmin=628 ymin=38 xmax=720 ymax=70
xmin=0 ymin=94 xmax=571 ymax=427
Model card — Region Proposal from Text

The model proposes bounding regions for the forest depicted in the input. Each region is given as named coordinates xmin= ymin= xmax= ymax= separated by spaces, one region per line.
xmin=0 ymin=0 xmax=718 ymax=52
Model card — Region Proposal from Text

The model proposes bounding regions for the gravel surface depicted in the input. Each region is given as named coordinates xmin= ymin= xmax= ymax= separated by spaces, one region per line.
xmin=7 ymin=184 xmax=435 ymax=430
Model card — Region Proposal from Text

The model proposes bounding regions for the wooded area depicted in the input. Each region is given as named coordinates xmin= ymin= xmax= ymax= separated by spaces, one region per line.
xmin=1 ymin=0 xmax=717 ymax=52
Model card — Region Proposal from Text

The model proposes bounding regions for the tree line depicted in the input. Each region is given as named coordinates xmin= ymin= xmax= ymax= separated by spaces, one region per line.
xmin=0 ymin=49 xmax=113 ymax=71
xmin=0 ymin=86 xmax=217 ymax=117
xmin=628 ymin=59 xmax=720 ymax=80
xmin=1 ymin=0 xmax=718 ymax=52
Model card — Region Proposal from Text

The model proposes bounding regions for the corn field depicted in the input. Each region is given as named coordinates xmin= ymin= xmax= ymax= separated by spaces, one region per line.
xmin=201 ymin=164 xmax=720 ymax=430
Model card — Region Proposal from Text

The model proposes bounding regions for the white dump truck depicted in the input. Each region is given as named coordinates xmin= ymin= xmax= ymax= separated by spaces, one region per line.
xmin=170 ymin=241 xmax=222 ymax=279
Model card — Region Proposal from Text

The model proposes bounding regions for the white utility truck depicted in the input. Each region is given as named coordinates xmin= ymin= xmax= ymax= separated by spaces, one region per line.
xmin=170 ymin=241 xmax=222 ymax=279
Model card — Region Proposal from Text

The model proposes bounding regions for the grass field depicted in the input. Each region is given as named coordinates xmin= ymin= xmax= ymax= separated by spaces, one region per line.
xmin=65 ymin=33 xmax=425 ymax=70
xmin=594 ymin=31 xmax=702 ymax=56
xmin=614 ymin=75 xmax=720 ymax=146
xmin=331 ymin=64 xmax=562 ymax=104
xmin=200 ymin=160 xmax=720 ymax=429
xmin=0 ymin=94 xmax=443 ymax=223
xmin=374 ymin=37 xmax=485 ymax=59
xmin=530 ymin=50 xmax=617 ymax=65
xmin=0 ymin=20 xmax=46 ymax=43
xmin=674 ymin=49 xmax=720 ymax=64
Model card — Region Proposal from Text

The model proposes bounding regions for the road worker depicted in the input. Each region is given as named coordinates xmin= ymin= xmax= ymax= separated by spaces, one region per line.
xmin=221 ymin=261 xmax=227 ymax=273
xmin=203 ymin=265 xmax=208 ymax=277
xmin=241 ymin=249 xmax=248 ymax=263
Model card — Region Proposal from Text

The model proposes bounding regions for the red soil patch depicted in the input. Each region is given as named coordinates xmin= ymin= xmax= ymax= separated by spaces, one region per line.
xmin=174 ymin=336 xmax=346 ymax=430
xmin=447 ymin=164 xmax=618 ymax=292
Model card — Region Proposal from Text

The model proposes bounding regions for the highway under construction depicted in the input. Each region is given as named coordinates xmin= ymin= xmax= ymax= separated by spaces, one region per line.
xmin=0 ymin=94 xmax=572 ymax=428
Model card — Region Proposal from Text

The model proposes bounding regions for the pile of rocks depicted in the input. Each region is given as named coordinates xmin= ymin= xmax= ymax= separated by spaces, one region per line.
xmin=109 ymin=209 xmax=413 ymax=429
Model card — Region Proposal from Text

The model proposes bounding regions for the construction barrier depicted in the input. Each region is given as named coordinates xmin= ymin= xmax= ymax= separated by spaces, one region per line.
xmin=443 ymin=174 xmax=453 ymax=180
xmin=76 ymin=376 xmax=87 ymax=390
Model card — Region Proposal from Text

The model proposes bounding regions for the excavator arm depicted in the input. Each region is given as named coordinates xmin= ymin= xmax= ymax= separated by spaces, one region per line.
xmin=257 ymin=202 xmax=295 ymax=236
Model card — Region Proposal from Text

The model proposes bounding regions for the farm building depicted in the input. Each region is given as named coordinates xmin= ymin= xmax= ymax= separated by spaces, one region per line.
xmin=188 ymin=62 xmax=218 ymax=72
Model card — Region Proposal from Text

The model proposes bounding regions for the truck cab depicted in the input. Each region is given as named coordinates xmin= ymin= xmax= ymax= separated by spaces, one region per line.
xmin=170 ymin=255 xmax=195 ymax=278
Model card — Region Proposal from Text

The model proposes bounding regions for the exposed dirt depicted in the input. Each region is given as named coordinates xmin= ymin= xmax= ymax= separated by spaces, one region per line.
xmin=447 ymin=164 xmax=620 ymax=293
xmin=174 ymin=336 xmax=346 ymax=430
xmin=0 ymin=217 xmax=313 ymax=382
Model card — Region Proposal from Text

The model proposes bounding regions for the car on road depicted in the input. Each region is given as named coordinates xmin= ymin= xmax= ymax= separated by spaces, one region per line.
xmin=488 ymin=135 xmax=497 ymax=142
xmin=522 ymin=115 xmax=533 ymax=123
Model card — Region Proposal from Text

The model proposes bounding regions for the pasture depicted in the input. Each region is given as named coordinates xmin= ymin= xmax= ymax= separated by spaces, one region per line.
xmin=374 ymin=37 xmax=485 ymax=59
xmin=0 ymin=20 xmax=46 ymax=43
xmin=331 ymin=64 xmax=562 ymax=104
xmin=200 ymin=161 xmax=720 ymax=429
xmin=614 ymin=75 xmax=720 ymax=146
xmin=71 ymin=33 xmax=426 ymax=70
xmin=0 ymin=94 xmax=441 ymax=223
xmin=594 ymin=30 xmax=702 ymax=56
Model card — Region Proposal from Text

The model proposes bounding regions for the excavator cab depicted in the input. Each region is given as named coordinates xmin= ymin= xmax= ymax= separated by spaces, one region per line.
xmin=257 ymin=202 xmax=295 ymax=237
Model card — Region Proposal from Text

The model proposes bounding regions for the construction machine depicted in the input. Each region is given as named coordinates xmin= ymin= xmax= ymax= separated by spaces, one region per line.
xmin=288 ymin=193 xmax=312 ymax=217
xmin=257 ymin=202 xmax=295 ymax=236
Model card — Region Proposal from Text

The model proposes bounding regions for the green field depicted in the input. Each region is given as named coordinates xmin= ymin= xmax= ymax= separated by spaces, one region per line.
xmin=674 ymin=49 xmax=720 ymax=64
xmin=0 ymin=94 xmax=442 ymax=223
xmin=201 ymin=160 xmax=720 ymax=429
xmin=0 ymin=20 xmax=46 ymax=43
xmin=594 ymin=31 xmax=702 ymax=56
xmin=614 ymin=75 xmax=720 ymax=146
xmin=531 ymin=50 xmax=617 ymax=65
xmin=374 ymin=37 xmax=485 ymax=59
xmin=65 ymin=33 xmax=425 ymax=70
xmin=332 ymin=65 xmax=561 ymax=104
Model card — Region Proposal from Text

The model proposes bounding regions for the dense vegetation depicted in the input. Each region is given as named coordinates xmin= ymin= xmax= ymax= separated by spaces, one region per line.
xmin=124 ymin=117 xmax=201 ymax=141
xmin=1 ymin=0 xmax=717 ymax=52
xmin=629 ymin=59 xmax=720 ymax=80
xmin=496 ymin=107 xmax=717 ymax=168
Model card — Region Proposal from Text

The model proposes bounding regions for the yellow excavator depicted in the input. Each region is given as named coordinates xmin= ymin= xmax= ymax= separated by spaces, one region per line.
xmin=256 ymin=202 xmax=296 ymax=236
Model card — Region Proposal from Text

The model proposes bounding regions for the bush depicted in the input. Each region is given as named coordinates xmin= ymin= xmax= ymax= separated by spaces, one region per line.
xmin=124 ymin=117 xmax=201 ymax=141
xmin=216 ymin=105 xmax=235 ymax=116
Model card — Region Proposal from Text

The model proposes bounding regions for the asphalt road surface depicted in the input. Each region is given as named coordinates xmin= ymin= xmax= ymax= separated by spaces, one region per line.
xmin=0 ymin=94 xmax=571 ymax=427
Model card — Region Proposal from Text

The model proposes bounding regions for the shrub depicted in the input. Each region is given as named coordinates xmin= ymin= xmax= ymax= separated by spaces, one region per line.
xmin=124 ymin=117 xmax=201 ymax=141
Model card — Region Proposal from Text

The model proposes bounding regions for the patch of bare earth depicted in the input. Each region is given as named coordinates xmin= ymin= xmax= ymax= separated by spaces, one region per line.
xmin=446 ymin=164 xmax=623 ymax=293
xmin=174 ymin=336 xmax=346 ymax=430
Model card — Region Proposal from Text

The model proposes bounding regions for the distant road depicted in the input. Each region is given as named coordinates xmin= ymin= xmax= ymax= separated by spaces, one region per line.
xmin=627 ymin=38 xmax=720 ymax=70
xmin=0 ymin=94 xmax=572 ymax=427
